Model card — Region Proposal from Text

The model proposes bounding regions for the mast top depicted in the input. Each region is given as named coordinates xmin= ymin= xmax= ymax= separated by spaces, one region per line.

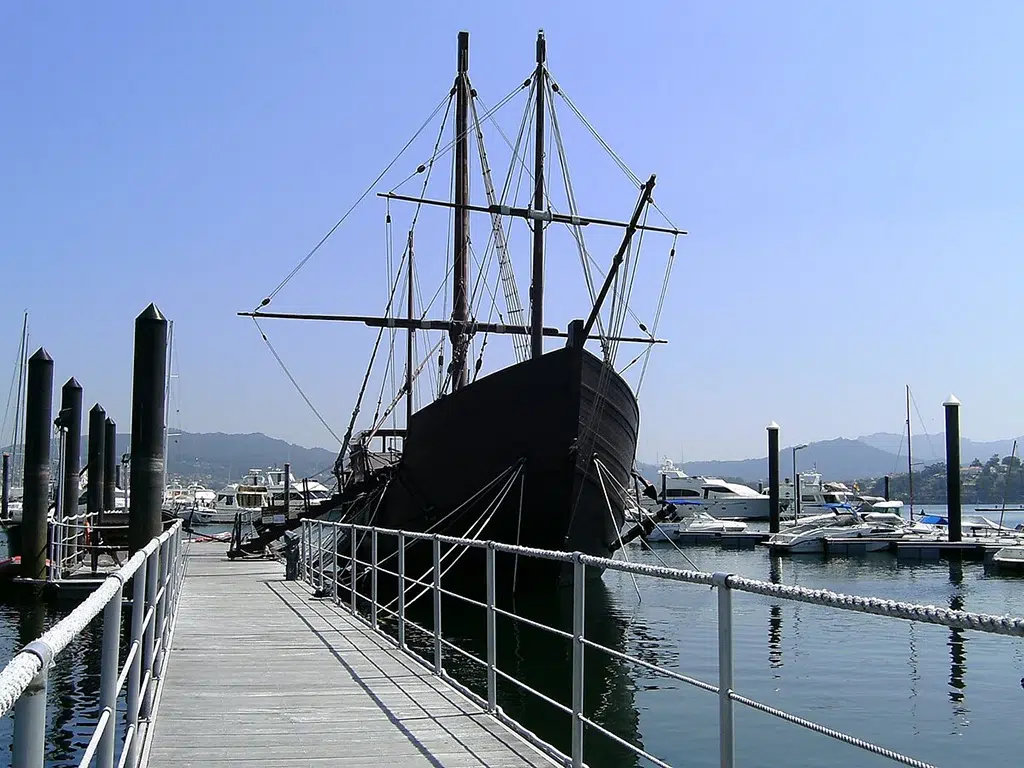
xmin=536 ymin=29 xmax=546 ymax=62
xmin=458 ymin=30 xmax=469 ymax=73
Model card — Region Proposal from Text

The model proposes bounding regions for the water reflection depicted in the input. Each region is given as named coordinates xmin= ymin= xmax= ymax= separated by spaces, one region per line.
xmin=947 ymin=561 xmax=967 ymax=717
xmin=768 ymin=556 xmax=783 ymax=672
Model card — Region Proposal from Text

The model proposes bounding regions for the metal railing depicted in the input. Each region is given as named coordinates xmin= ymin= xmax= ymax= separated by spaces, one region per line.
xmin=0 ymin=520 xmax=186 ymax=768
xmin=300 ymin=518 xmax=1024 ymax=768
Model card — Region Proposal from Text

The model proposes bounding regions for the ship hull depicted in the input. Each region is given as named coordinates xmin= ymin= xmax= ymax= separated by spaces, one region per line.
xmin=355 ymin=343 xmax=639 ymax=598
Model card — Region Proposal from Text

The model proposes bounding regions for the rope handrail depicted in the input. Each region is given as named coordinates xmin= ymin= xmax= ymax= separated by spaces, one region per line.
xmin=0 ymin=521 xmax=182 ymax=718
xmin=318 ymin=520 xmax=1024 ymax=637
xmin=303 ymin=517 xmax=950 ymax=768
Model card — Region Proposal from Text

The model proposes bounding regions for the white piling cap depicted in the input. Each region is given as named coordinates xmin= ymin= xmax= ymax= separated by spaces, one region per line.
xmin=943 ymin=394 xmax=961 ymax=407
xmin=766 ymin=421 xmax=780 ymax=430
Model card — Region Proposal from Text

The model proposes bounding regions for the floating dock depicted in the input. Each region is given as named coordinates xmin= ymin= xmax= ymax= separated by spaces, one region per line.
xmin=143 ymin=542 xmax=558 ymax=767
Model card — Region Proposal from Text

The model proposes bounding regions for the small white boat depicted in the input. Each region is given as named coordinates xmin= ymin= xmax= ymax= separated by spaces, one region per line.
xmin=768 ymin=514 xmax=903 ymax=554
xmin=645 ymin=510 xmax=748 ymax=542
xmin=992 ymin=546 xmax=1024 ymax=572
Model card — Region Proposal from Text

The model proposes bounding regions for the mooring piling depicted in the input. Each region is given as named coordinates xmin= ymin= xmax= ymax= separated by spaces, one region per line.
xmin=944 ymin=394 xmax=962 ymax=543
xmin=1 ymin=452 xmax=9 ymax=520
xmin=129 ymin=303 xmax=168 ymax=554
xmin=59 ymin=377 xmax=83 ymax=561
xmin=884 ymin=475 xmax=890 ymax=502
xmin=21 ymin=348 xmax=53 ymax=580
xmin=104 ymin=417 xmax=117 ymax=513
xmin=767 ymin=422 xmax=780 ymax=534
xmin=88 ymin=404 xmax=107 ymax=525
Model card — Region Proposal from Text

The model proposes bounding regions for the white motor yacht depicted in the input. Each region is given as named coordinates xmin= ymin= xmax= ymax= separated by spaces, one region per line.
xmin=643 ymin=459 xmax=773 ymax=521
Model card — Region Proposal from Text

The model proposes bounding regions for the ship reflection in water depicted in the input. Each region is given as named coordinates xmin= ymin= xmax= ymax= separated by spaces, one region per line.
xmin=399 ymin=558 xmax=647 ymax=768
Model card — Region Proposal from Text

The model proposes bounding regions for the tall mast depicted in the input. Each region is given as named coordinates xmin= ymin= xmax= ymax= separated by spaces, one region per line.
xmin=407 ymin=231 xmax=415 ymax=425
xmin=450 ymin=30 xmax=470 ymax=390
xmin=530 ymin=30 xmax=546 ymax=360
xmin=163 ymin=319 xmax=174 ymax=493
xmin=11 ymin=311 xmax=28 ymax=483
xmin=906 ymin=384 xmax=914 ymax=519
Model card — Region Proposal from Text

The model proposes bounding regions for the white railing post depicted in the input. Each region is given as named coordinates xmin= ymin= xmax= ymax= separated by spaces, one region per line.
xmin=713 ymin=572 xmax=735 ymax=768
xmin=154 ymin=537 xmax=169 ymax=672
xmin=96 ymin=582 xmax=124 ymax=768
xmin=317 ymin=522 xmax=325 ymax=592
xmin=331 ymin=523 xmax=339 ymax=605
xmin=125 ymin=559 xmax=147 ymax=768
xmin=301 ymin=520 xmax=308 ymax=584
xmin=11 ymin=642 xmax=50 ymax=768
xmin=350 ymin=524 xmax=357 ymax=613
xmin=397 ymin=531 xmax=406 ymax=650
xmin=140 ymin=546 xmax=159 ymax=718
xmin=485 ymin=543 xmax=497 ymax=713
xmin=432 ymin=535 xmax=442 ymax=674
xmin=571 ymin=554 xmax=586 ymax=768
xmin=370 ymin=528 xmax=379 ymax=630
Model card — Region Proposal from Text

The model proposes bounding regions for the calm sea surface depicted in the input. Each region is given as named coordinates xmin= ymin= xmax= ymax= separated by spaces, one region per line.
xmin=3 ymin=506 xmax=1024 ymax=766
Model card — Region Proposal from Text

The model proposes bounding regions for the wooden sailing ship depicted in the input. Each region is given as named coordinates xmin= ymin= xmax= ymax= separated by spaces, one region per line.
xmin=242 ymin=30 xmax=684 ymax=596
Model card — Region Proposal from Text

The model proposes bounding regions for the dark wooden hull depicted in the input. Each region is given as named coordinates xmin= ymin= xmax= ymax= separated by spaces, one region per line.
xmin=361 ymin=344 xmax=639 ymax=597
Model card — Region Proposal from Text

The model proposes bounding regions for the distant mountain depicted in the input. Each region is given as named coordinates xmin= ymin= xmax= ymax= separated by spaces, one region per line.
xmin=2 ymin=431 xmax=337 ymax=489
xmin=163 ymin=432 xmax=337 ymax=487
xmin=858 ymin=432 xmax=1024 ymax=464
xmin=640 ymin=438 xmax=910 ymax=485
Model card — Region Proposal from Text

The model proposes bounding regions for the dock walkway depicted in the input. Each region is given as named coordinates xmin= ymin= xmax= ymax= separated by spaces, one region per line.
xmin=143 ymin=542 xmax=557 ymax=767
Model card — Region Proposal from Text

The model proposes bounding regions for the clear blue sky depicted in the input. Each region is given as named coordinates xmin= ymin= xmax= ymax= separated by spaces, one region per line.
xmin=2 ymin=2 xmax=1022 ymax=464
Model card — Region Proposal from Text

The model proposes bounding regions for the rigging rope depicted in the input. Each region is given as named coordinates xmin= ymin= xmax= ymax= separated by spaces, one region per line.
xmin=257 ymin=92 xmax=452 ymax=309
xmin=387 ymin=80 xmax=532 ymax=195
xmin=551 ymin=79 xmax=680 ymax=232
xmin=636 ymin=235 xmax=677 ymax=395
xmin=250 ymin=317 xmax=341 ymax=445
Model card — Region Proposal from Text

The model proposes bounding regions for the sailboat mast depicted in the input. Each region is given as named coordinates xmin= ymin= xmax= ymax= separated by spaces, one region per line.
xmin=906 ymin=384 xmax=914 ymax=518
xmin=451 ymin=30 xmax=470 ymax=391
xmin=163 ymin=319 xmax=174 ymax=493
xmin=407 ymin=231 xmax=415 ymax=425
xmin=530 ymin=30 xmax=546 ymax=360
xmin=12 ymin=311 xmax=28 ymax=482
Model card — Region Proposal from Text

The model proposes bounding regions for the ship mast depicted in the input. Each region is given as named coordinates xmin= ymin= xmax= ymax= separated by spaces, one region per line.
xmin=407 ymin=231 xmax=414 ymax=425
xmin=451 ymin=30 xmax=470 ymax=391
xmin=906 ymin=384 xmax=914 ymax=519
xmin=530 ymin=31 xmax=546 ymax=360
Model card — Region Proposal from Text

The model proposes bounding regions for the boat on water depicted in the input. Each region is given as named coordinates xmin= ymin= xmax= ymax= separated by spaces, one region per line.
xmin=767 ymin=513 xmax=905 ymax=554
xmin=642 ymin=459 xmax=773 ymax=521
xmin=991 ymin=546 xmax=1024 ymax=573
xmin=243 ymin=30 xmax=683 ymax=597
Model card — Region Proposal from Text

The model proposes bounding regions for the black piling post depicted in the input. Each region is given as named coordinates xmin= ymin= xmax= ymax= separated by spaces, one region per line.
xmin=21 ymin=348 xmax=53 ymax=581
xmin=88 ymin=404 xmax=106 ymax=523
xmin=129 ymin=304 xmax=168 ymax=554
xmin=104 ymin=418 xmax=117 ymax=513
xmin=884 ymin=475 xmax=890 ymax=502
xmin=944 ymin=394 xmax=962 ymax=543
xmin=767 ymin=422 xmax=781 ymax=534
xmin=59 ymin=378 xmax=83 ymax=561
xmin=1 ymin=452 xmax=9 ymax=520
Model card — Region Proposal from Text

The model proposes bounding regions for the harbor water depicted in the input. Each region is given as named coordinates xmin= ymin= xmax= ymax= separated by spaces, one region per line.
xmin=3 ymin=507 xmax=1024 ymax=766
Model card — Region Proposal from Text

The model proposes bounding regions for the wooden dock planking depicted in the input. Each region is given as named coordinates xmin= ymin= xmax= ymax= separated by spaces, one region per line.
xmin=143 ymin=542 xmax=558 ymax=767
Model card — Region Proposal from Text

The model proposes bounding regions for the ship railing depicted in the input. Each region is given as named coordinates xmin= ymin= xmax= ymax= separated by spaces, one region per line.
xmin=47 ymin=511 xmax=130 ymax=581
xmin=300 ymin=518 xmax=1024 ymax=768
xmin=0 ymin=520 xmax=186 ymax=768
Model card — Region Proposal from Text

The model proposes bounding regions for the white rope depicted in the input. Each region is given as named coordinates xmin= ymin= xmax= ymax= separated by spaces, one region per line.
xmin=594 ymin=458 xmax=641 ymax=601
xmin=730 ymin=692 xmax=936 ymax=768
xmin=0 ymin=525 xmax=180 ymax=717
